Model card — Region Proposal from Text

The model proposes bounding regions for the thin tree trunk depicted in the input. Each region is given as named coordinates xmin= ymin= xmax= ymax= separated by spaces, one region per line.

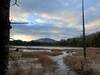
xmin=0 ymin=0 xmax=10 ymax=75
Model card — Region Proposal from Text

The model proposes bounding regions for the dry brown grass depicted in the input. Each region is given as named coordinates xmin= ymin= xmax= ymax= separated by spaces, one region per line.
xmin=38 ymin=55 xmax=57 ymax=66
xmin=7 ymin=66 xmax=58 ymax=75
xmin=64 ymin=48 xmax=100 ymax=75
xmin=50 ymin=50 xmax=62 ymax=56
xmin=22 ymin=50 xmax=62 ymax=58
xmin=86 ymin=48 xmax=100 ymax=61
xmin=22 ymin=51 xmax=50 ymax=58
xmin=7 ymin=65 xmax=45 ymax=75
xmin=8 ymin=50 xmax=59 ymax=75
xmin=7 ymin=56 xmax=57 ymax=75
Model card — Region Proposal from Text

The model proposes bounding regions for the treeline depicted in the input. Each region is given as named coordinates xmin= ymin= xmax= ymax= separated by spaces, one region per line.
xmin=58 ymin=31 xmax=100 ymax=47
xmin=10 ymin=31 xmax=100 ymax=47
xmin=10 ymin=40 xmax=58 ymax=46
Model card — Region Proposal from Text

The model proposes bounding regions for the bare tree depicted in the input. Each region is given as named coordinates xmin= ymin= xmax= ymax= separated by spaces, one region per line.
xmin=0 ymin=0 xmax=10 ymax=75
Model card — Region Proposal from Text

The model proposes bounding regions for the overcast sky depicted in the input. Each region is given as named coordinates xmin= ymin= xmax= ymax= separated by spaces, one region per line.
xmin=10 ymin=0 xmax=100 ymax=41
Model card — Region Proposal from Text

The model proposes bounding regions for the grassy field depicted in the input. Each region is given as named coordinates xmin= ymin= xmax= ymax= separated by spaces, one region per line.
xmin=22 ymin=50 xmax=62 ymax=58
xmin=64 ymin=48 xmax=100 ymax=75
xmin=7 ymin=48 xmax=100 ymax=75
xmin=7 ymin=50 xmax=63 ymax=75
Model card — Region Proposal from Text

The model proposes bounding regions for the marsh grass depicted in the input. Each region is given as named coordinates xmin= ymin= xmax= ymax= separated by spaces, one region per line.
xmin=64 ymin=48 xmax=100 ymax=75
xmin=50 ymin=50 xmax=62 ymax=56
xmin=7 ymin=50 xmax=60 ymax=75
xmin=38 ymin=55 xmax=57 ymax=67
xmin=7 ymin=60 xmax=58 ymax=75
xmin=22 ymin=50 xmax=62 ymax=58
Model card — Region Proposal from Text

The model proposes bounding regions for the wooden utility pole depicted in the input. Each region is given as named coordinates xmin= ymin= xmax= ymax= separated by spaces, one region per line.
xmin=0 ymin=0 xmax=11 ymax=75
xmin=82 ymin=0 xmax=86 ymax=58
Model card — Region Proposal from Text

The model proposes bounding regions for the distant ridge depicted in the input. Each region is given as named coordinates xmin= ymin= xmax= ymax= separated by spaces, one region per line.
xmin=36 ymin=38 xmax=57 ymax=43
xmin=10 ymin=31 xmax=100 ymax=47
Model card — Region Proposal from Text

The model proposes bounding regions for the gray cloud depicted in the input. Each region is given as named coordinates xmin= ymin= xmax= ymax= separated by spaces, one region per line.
xmin=10 ymin=0 xmax=100 ymax=41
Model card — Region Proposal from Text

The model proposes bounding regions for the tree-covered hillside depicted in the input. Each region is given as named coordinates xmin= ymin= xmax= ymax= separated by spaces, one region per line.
xmin=10 ymin=31 xmax=100 ymax=47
